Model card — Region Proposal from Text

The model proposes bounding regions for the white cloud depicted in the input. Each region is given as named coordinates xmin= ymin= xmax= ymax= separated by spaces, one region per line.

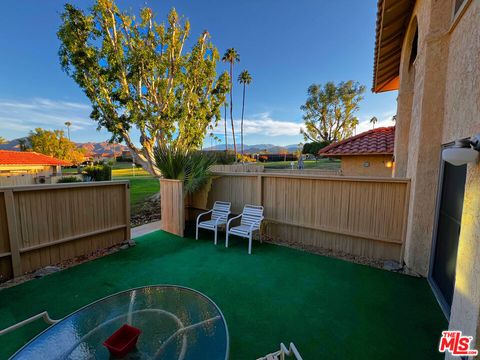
xmin=0 ymin=98 xmax=92 ymax=135
xmin=212 ymin=113 xmax=302 ymax=137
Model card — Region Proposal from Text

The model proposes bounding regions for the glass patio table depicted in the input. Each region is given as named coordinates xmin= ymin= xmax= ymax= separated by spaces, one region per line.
xmin=12 ymin=285 xmax=229 ymax=360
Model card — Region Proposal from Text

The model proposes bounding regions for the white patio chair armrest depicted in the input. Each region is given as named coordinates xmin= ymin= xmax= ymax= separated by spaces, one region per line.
xmin=226 ymin=214 xmax=242 ymax=230
xmin=0 ymin=311 xmax=60 ymax=336
xmin=196 ymin=210 xmax=212 ymax=225
xmin=249 ymin=220 xmax=263 ymax=232
xmin=214 ymin=213 xmax=229 ymax=225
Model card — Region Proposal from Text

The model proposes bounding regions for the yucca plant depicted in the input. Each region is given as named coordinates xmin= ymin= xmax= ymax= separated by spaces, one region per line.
xmin=154 ymin=145 xmax=216 ymax=195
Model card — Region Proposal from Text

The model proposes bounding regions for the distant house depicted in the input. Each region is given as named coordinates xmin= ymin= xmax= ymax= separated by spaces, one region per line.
xmin=0 ymin=150 xmax=70 ymax=185
xmin=319 ymin=126 xmax=394 ymax=177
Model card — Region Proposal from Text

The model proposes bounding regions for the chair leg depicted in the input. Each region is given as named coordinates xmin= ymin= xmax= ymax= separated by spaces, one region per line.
xmin=214 ymin=227 xmax=218 ymax=245
xmin=248 ymin=233 xmax=252 ymax=255
xmin=196 ymin=225 xmax=199 ymax=240
xmin=225 ymin=231 xmax=229 ymax=248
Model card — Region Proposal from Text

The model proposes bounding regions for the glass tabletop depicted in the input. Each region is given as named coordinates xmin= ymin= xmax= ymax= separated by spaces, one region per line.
xmin=12 ymin=285 xmax=229 ymax=360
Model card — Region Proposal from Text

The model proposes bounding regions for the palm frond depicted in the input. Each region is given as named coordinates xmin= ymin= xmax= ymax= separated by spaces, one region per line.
xmin=154 ymin=145 xmax=216 ymax=195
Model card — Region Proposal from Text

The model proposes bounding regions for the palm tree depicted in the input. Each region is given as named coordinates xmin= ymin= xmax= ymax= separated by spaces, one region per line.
xmin=222 ymin=48 xmax=240 ymax=160
xmin=65 ymin=121 xmax=72 ymax=140
xmin=0 ymin=136 xmax=6 ymax=145
xmin=237 ymin=70 xmax=252 ymax=160
xmin=351 ymin=118 xmax=359 ymax=135
xmin=224 ymin=103 xmax=228 ymax=152
xmin=370 ymin=116 xmax=378 ymax=129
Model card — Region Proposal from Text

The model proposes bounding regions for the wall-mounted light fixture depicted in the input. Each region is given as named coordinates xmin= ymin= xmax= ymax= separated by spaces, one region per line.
xmin=442 ymin=135 xmax=480 ymax=166
xmin=385 ymin=157 xmax=394 ymax=168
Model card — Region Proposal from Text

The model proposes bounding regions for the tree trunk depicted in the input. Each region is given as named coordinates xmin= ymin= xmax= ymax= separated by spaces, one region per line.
xmin=224 ymin=103 xmax=228 ymax=152
xmin=229 ymin=62 xmax=237 ymax=161
xmin=241 ymin=83 xmax=246 ymax=161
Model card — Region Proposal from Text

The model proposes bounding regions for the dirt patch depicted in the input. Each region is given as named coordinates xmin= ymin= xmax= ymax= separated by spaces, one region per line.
xmin=130 ymin=195 xmax=160 ymax=227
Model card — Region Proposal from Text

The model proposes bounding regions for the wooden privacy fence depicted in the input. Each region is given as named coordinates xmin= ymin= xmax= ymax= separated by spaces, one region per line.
xmin=0 ymin=181 xmax=130 ymax=282
xmin=189 ymin=172 xmax=410 ymax=261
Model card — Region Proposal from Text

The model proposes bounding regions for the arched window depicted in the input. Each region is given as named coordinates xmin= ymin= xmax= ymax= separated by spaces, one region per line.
xmin=409 ymin=22 xmax=418 ymax=68
xmin=454 ymin=0 xmax=466 ymax=15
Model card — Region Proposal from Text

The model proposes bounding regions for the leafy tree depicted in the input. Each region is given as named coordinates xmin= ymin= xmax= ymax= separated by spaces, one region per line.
xmin=0 ymin=136 xmax=7 ymax=144
xmin=238 ymin=69 xmax=252 ymax=159
xmin=300 ymin=81 xmax=365 ymax=143
xmin=370 ymin=116 xmax=378 ymax=129
xmin=302 ymin=141 xmax=331 ymax=155
xmin=27 ymin=128 xmax=86 ymax=165
xmin=222 ymin=48 xmax=240 ymax=159
xmin=58 ymin=1 xmax=229 ymax=176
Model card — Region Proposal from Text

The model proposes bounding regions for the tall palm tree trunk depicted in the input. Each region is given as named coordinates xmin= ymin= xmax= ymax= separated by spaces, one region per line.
xmin=241 ymin=82 xmax=246 ymax=161
xmin=229 ymin=62 xmax=237 ymax=160
xmin=224 ymin=103 xmax=228 ymax=152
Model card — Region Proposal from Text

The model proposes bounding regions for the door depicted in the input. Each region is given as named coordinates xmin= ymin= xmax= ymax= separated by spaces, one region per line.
xmin=430 ymin=161 xmax=467 ymax=316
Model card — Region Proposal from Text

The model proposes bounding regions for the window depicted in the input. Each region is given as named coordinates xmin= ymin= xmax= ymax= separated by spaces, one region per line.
xmin=409 ymin=28 xmax=418 ymax=67
xmin=454 ymin=0 xmax=466 ymax=15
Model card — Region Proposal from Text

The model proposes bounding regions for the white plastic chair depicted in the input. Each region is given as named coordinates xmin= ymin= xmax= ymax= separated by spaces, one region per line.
xmin=226 ymin=204 xmax=264 ymax=254
xmin=196 ymin=201 xmax=231 ymax=245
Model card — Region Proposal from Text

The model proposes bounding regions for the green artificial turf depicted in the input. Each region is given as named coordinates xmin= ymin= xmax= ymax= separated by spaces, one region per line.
xmin=0 ymin=230 xmax=446 ymax=359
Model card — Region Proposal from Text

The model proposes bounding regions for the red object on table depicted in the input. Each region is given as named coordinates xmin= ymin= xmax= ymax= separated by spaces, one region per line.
xmin=103 ymin=324 xmax=141 ymax=358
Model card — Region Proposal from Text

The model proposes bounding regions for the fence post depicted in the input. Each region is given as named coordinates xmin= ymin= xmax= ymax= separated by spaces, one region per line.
xmin=4 ymin=190 xmax=22 ymax=277
xmin=257 ymin=175 xmax=263 ymax=206
xmin=125 ymin=183 xmax=131 ymax=241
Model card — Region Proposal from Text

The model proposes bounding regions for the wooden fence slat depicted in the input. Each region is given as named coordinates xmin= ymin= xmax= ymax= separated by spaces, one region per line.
xmin=4 ymin=190 xmax=22 ymax=277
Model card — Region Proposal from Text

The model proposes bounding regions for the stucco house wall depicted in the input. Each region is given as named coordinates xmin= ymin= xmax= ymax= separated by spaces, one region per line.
xmin=340 ymin=155 xmax=393 ymax=177
xmin=0 ymin=164 xmax=56 ymax=175
xmin=392 ymin=0 xmax=480 ymax=356
xmin=441 ymin=0 xmax=480 ymax=356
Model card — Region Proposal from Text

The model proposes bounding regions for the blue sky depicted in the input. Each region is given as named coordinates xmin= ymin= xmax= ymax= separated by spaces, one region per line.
xmin=0 ymin=0 xmax=397 ymax=146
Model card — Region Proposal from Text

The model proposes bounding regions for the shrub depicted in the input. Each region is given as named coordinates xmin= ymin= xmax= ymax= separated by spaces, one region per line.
xmin=57 ymin=176 xmax=82 ymax=183
xmin=154 ymin=145 xmax=216 ymax=195
xmin=212 ymin=151 xmax=236 ymax=165
xmin=84 ymin=164 xmax=112 ymax=181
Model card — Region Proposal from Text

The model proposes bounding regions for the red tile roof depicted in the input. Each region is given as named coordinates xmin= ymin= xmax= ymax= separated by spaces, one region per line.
xmin=319 ymin=126 xmax=395 ymax=157
xmin=0 ymin=150 xmax=69 ymax=166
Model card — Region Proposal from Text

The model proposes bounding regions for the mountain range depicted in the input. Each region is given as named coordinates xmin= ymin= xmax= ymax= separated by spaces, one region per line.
xmin=204 ymin=143 xmax=300 ymax=153
xmin=0 ymin=138 xmax=129 ymax=156
xmin=0 ymin=138 xmax=299 ymax=155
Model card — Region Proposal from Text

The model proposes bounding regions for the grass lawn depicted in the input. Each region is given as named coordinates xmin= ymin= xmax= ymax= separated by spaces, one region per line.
xmin=262 ymin=158 xmax=341 ymax=169
xmin=0 ymin=229 xmax=446 ymax=359
xmin=111 ymin=163 xmax=159 ymax=210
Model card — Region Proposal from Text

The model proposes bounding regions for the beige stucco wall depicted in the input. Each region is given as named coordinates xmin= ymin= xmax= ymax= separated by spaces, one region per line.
xmin=0 ymin=165 xmax=54 ymax=176
xmin=442 ymin=1 xmax=480 ymax=358
xmin=393 ymin=0 xmax=480 ymax=357
xmin=340 ymin=155 xmax=393 ymax=177
xmin=396 ymin=0 xmax=453 ymax=278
